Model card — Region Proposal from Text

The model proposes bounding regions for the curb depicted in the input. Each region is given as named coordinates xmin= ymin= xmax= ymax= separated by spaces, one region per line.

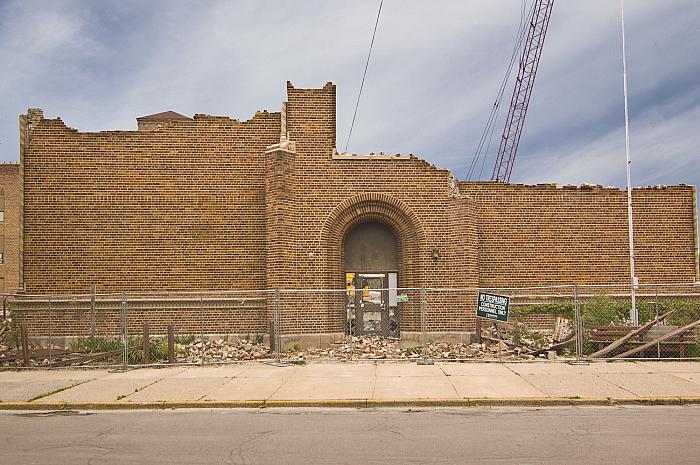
xmin=1 ymin=397 xmax=700 ymax=410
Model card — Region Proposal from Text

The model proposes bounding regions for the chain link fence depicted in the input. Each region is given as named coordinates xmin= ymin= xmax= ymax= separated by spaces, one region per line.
xmin=2 ymin=283 xmax=699 ymax=368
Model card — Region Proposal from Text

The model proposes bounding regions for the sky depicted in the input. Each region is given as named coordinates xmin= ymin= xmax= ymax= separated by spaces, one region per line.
xmin=0 ymin=0 xmax=699 ymax=192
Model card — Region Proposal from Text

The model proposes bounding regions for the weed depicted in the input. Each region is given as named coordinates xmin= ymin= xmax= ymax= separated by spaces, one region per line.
xmin=175 ymin=334 xmax=195 ymax=344
xmin=69 ymin=337 xmax=122 ymax=354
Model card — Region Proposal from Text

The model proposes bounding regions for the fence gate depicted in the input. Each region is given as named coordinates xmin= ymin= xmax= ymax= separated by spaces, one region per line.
xmin=346 ymin=272 xmax=399 ymax=337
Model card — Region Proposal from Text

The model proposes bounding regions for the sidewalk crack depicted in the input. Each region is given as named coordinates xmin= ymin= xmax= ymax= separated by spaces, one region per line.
xmin=197 ymin=377 xmax=233 ymax=401
xmin=502 ymin=364 xmax=548 ymax=397
xmin=598 ymin=374 xmax=639 ymax=398
xmin=437 ymin=363 xmax=461 ymax=398
xmin=118 ymin=377 xmax=165 ymax=401
xmin=28 ymin=378 xmax=95 ymax=403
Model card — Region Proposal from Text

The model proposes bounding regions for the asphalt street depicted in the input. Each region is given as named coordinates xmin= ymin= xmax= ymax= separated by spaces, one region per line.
xmin=1 ymin=406 xmax=699 ymax=464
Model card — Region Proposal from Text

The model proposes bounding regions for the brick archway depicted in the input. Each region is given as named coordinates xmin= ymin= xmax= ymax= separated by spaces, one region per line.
xmin=320 ymin=193 xmax=426 ymax=290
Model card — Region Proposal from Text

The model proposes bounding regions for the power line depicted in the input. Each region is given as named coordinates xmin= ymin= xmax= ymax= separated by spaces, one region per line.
xmin=345 ymin=0 xmax=383 ymax=153
xmin=467 ymin=0 xmax=531 ymax=180
xmin=468 ymin=0 xmax=528 ymax=179
xmin=467 ymin=0 xmax=529 ymax=179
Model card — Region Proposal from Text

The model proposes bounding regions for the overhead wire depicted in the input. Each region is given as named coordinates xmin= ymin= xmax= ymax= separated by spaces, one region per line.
xmin=345 ymin=0 xmax=384 ymax=153
xmin=467 ymin=0 xmax=529 ymax=179
xmin=466 ymin=0 xmax=532 ymax=180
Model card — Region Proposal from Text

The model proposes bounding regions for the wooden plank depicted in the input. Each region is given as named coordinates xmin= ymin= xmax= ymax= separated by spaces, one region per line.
xmin=48 ymin=349 xmax=125 ymax=367
xmin=480 ymin=335 xmax=535 ymax=352
xmin=21 ymin=324 xmax=29 ymax=367
xmin=142 ymin=323 xmax=150 ymax=365
xmin=269 ymin=320 xmax=276 ymax=353
xmin=590 ymin=310 xmax=673 ymax=358
xmin=167 ymin=324 xmax=175 ymax=364
xmin=615 ymin=318 xmax=700 ymax=359
xmin=525 ymin=333 xmax=576 ymax=356
xmin=475 ymin=317 xmax=482 ymax=344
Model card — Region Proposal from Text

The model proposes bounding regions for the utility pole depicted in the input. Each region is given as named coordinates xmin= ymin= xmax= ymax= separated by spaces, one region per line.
xmin=621 ymin=0 xmax=638 ymax=325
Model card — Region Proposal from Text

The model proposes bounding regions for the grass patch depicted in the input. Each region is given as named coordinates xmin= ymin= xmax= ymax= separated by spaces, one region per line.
xmin=175 ymin=334 xmax=195 ymax=345
xmin=68 ymin=336 xmax=169 ymax=364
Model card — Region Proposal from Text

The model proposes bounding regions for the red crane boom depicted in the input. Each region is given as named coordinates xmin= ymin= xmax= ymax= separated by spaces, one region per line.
xmin=492 ymin=0 xmax=555 ymax=182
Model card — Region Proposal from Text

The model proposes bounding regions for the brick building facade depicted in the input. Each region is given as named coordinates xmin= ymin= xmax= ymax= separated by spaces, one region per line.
xmin=6 ymin=81 xmax=700 ymax=344
xmin=0 ymin=163 xmax=20 ymax=294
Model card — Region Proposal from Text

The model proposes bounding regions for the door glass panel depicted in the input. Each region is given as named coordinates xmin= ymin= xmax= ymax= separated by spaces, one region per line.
xmin=388 ymin=272 xmax=398 ymax=307
xmin=358 ymin=273 xmax=385 ymax=334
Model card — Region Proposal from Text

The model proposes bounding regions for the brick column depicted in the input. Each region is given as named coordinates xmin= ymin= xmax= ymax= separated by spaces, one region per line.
xmin=264 ymin=126 xmax=297 ymax=348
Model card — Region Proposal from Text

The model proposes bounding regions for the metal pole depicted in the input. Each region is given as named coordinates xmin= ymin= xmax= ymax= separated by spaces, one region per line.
xmin=90 ymin=284 xmax=96 ymax=338
xmin=48 ymin=298 xmax=53 ymax=366
xmin=199 ymin=295 xmax=205 ymax=365
xmin=655 ymin=285 xmax=661 ymax=359
xmin=621 ymin=0 xmax=638 ymax=325
xmin=495 ymin=322 xmax=502 ymax=362
xmin=574 ymin=285 xmax=583 ymax=360
xmin=351 ymin=289 xmax=360 ymax=361
xmin=420 ymin=287 xmax=427 ymax=360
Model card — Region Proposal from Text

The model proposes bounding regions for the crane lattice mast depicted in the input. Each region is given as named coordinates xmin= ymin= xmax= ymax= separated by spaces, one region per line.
xmin=492 ymin=0 xmax=555 ymax=182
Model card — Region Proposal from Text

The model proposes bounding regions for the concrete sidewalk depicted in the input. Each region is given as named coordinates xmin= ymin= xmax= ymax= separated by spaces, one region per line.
xmin=2 ymin=360 xmax=700 ymax=408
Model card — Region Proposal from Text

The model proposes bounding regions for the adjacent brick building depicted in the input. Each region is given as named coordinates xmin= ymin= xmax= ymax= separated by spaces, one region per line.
xmin=6 ymin=81 xmax=700 ymax=345
xmin=0 ymin=163 xmax=20 ymax=294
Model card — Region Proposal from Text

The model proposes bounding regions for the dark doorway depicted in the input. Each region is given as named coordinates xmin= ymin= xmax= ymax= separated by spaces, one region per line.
xmin=343 ymin=222 xmax=400 ymax=337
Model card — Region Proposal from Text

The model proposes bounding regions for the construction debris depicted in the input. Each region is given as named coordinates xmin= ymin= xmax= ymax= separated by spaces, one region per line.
xmin=589 ymin=310 xmax=673 ymax=358
xmin=614 ymin=317 xmax=700 ymax=359
xmin=179 ymin=338 xmax=271 ymax=362
xmin=1 ymin=318 xmax=579 ymax=366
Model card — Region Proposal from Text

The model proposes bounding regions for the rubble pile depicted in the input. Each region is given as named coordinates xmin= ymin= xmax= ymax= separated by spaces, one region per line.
xmin=0 ymin=318 xmax=10 ymax=351
xmin=1 ymin=317 xmax=575 ymax=366
xmin=285 ymin=336 xmax=404 ymax=360
xmin=179 ymin=338 xmax=271 ymax=362
xmin=421 ymin=340 xmax=506 ymax=359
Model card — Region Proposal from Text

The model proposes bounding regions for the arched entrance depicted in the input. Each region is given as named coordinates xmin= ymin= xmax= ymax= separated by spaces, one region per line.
xmin=343 ymin=221 xmax=399 ymax=336
xmin=321 ymin=193 xmax=426 ymax=336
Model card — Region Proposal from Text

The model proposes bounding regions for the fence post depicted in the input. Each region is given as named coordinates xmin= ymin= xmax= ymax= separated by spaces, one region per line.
xmin=21 ymin=323 xmax=30 ymax=367
xmin=199 ymin=295 xmax=205 ymax=365
xmin=574 ymin=285 xmax=583 ymax=360
xmin=48 ymin=297 xmax=53 ymax=367
xmin=274 ymin=290 xmax=281 ymax=362
xmin=475 ymin=316 xmax=482 ymax=344
xmin=420 ymin=287 xmax=428 ymax=361
xmin=351 ymin=289 xmax=360 ymax=361
xmin=167 ymin=323 xmax=175 ymax=364
xmin=655 ymin=285 xmax=660 ymax=359
xmin=142 ymin=322 xmax=150 ymax=365
xmin=90 ymin=284 xmax=96 ymax=338
xmin=121 ymin=293 xmax=128 ymax=369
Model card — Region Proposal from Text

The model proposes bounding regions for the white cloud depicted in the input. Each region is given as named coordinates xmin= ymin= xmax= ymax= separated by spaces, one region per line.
xmin=0 ymin=0 xmax=697 ymax=200
xmin=516 ymin=96 xmax=700 ymax=189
